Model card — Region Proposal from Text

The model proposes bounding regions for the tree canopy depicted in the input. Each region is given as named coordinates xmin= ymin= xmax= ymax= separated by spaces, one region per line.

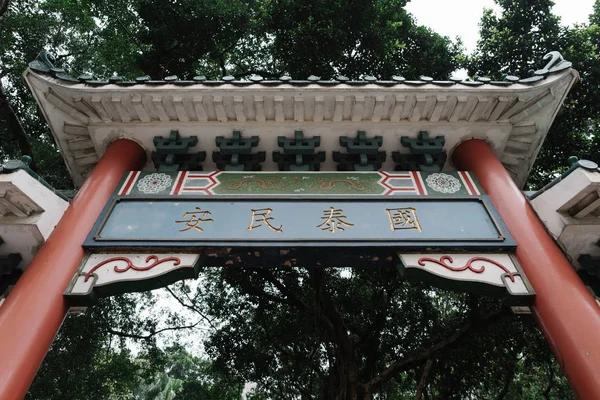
xmin=468 ymin=0 xmax=600 ymax=188
xmin=2 ymin=0 xmax=598 ymax=398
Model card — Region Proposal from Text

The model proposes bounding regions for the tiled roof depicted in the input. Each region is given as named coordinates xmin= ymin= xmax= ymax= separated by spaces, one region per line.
xmin=28 ymin=50 xmax=573 ymax=88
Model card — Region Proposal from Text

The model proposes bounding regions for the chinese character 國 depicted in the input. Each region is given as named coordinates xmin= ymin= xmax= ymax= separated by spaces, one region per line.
xmin=386 ymin=207 xmax=422 ymax=232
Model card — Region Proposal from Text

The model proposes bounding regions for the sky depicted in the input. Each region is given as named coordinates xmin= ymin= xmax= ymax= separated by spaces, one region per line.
xmin=405 ymin=0 xmax=596 ymax=53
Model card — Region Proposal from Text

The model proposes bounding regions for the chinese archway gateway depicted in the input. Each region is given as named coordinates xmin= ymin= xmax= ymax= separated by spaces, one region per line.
xmin=0 ymin=51 xmax=598 ymax=399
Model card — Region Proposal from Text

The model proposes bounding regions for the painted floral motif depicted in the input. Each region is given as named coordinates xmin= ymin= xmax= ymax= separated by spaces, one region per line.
xmin=137 ymin=173 xmax=173 ymax=194
xmin=425 ymin=173 xmax=461 ymax=194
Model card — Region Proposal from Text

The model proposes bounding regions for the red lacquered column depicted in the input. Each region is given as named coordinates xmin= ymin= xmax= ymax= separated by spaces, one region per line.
xmin=0 ymin=139 xmax=146 ymax=400
xmin=453 ymin=138 xmax=600 ymax=400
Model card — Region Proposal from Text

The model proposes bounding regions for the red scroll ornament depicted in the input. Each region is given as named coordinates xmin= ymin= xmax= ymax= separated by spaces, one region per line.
xmin=417 ymin=255 xmax=515 ymax=282
xmin=84 ymin=255 xmax=181 ymax=282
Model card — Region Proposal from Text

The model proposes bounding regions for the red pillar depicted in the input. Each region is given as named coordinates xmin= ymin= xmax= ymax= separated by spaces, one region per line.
xmin=0 ymin=139 xmax=146 ymax=400
xmin=453 ymin=139 xmax=600 ymax=400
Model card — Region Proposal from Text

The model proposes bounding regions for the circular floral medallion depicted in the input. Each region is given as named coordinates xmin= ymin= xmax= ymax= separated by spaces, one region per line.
xmin=425 ymin=173 xmax=461 ymax=194
xmin=137 ymin=173 xmax=173 ymax=194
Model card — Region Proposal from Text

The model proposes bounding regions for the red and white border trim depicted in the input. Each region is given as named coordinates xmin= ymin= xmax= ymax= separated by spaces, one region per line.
xmin=458 ymin=171 xmax=481 ymax=195
xmin=118 ymin=171 xmax=141 ymax=195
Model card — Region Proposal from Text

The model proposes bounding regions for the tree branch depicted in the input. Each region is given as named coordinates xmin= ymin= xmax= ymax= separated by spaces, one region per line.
xmin=416 ymin=358 xmax=433 ymax=400
xmin=165 ymin=286 xmax=217 ymax=330
xmin=543 ymin=358 xmax=556 ymax=400
xmin=309 ymin=267 xmax=361 ymax=399
xmin=495 ymin=362 xmax=516 ymax=400
xmin=234 ymin=269 xmax=298 ymax=308
xmin=365 ymin=307 xmax=511 ymax=392
xmin=256 ymin=269 xmax=312 ymax=313
xmin=108 ymin=320 xmax=202 ymax=340
xmin=218 ymin=54 xmax=227 ymax=78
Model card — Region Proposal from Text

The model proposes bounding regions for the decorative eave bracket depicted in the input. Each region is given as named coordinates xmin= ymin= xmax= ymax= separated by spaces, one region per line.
xmin=65 ymin=253 xmax=202 ymax=308
xmin=397 ymin=253 xmax=535 ymax=305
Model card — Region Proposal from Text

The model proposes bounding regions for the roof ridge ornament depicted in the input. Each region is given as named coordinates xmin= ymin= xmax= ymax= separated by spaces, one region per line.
xmin=27 ymin=49 xmax=573 ymax=88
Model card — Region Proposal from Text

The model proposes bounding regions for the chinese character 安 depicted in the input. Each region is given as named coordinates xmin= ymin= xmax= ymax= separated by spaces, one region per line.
xmin=176 ymin=207 xmax=214 ymax=232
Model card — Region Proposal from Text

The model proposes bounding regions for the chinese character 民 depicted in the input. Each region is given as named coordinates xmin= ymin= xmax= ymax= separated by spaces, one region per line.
xmin=176 ymin=207 xmax=214 ymax=232
xmin=247 ymin=208 xmax=283 ymax=232
xmin=317 ymin=207 xmax=355 ymax=233
xmin=386 ymin=207 xmax=421 ymax=232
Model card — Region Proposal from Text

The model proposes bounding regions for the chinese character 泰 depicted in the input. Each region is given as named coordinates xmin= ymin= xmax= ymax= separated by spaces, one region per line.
xmin=317 ymin=207 xmax=355 ymax=233
xmin=386 ymin=207 xmax=422 ymax=232
xmin=247 ymin=208 xmax=283 ymax=232
xmin=176 ymin=207 xmax=214 ymax=232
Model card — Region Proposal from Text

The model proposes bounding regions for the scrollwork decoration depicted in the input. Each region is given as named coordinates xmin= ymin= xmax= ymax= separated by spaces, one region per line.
xmin=418 ymin=255 xmax=515 ymax=282
xmin=84 ymin=255 xmax=181 ymax=282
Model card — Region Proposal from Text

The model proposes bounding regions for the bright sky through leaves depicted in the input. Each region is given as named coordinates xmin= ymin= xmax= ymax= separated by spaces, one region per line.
xmin=406 ymin=0 xmax=595 ymax=52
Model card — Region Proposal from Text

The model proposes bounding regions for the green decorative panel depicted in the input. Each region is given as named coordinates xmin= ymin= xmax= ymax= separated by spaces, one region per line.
xmin=115 ymin=171 xmax=484 ymax=196
xmin=152 ymin=130 xmax=206 ymax=171
xmin=273 ymin=131 xmax=325 ymax=171
xmin=333 ymin=131 xmax=386 ymax=171
xmin=212 ymin=131 xmax=265 ymax=171
xmin=393 ymin=131 xmax=447 ymax=172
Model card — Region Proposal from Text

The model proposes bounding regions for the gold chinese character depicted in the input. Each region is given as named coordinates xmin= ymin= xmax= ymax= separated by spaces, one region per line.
xmin=247 ymin=208 xmax=283 ymax=232
xmin=317 ymin=207 xmax=355 ymax=233
xmin=176 ymin=207 xmax=214 ymax=232
xmin=386 ymin=207 xmax=422 ymax=232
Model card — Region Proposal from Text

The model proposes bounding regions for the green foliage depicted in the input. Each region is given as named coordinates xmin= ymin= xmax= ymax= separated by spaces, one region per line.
xmin=261 ymin=0 xmax=460 ymax=79
xmin=26 ymin=296 xmax=151 ymax=400
xmin=134 ymin=0 xmax=460 ymax=79
xmin=467 ymin=0 xmax=600 ymax=189
xmin=164 ymin=266 xmax=573 ymax=399
xmin=0 ymin=0 xmax=592 ymax=398
xmin=0 ymin=0 xmax=460 ymax=189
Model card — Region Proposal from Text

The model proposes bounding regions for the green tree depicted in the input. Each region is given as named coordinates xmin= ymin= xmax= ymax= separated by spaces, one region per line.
xmin=26 ymin=295 xmax=154 ymax=400
xmin=0 ymin=0 xmax=584 ymax=398
xmin=161 ymin=266 xmax=574 ymax=399
xmin=467 ymin=0 xmax=600 ymax=189
xmin=0 ymin=0 xmax=460 ymax=188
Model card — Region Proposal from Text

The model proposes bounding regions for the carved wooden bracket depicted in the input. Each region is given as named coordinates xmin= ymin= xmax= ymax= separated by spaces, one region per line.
xmin=64 ymin=253 xmax=202 ymax=308
xmin=397 ymin=253 xmax=534 ymax=305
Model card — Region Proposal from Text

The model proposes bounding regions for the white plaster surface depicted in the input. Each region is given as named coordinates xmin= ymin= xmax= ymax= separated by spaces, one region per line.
xmin=0 ymin=170 xmax=69 ymax=268
xmin=531 ymin=168 xmax=600 ymax=268
xmin=23 ymin=69 xmax=577 ymax=188
xmin=399 ymin=253 xmax=530 ymax=295
xmin=70 ymin=253 xmax=200 ymax=295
